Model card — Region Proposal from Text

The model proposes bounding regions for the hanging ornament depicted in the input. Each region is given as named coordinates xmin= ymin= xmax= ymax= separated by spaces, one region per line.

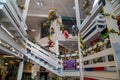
xmin=57 ymin=19 xmax=62 ymax=25
xmin=60 ymin=25 xmax=64 ymax=31
xmin=108 ymin=28 xmax=120 ymax=35
xmin=48 ymin=39 xmax=55 ymax=47
xmin=83 ymin=0 xmax=90 ymax=10
xmin=18 ymin=0 xmax=25 ymax=10
xmin=50 ymin=27 xmax=55 ymax=34
xmin=48 ymin=8 xmax=57 ymax=20
xmin=110 ymin=15 xmax=116 ymax=19
xmin=80 ymin=35 xmax=84 ymax=49
xmin=48 ymin=35 xmax=51 ymax=40
xmin=18 ymin=5 xmax=25 ymax=10
xmin=63 ymin=30 xmax=69 ymax=39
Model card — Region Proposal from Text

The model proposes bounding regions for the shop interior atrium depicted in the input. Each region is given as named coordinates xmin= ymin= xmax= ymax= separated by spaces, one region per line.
xmin=0 ymin=0 xmax=120 ymax=80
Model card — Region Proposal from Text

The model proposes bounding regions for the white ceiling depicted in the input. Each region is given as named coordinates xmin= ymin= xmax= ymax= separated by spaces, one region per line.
xmin=26 ymin=0 xmax=94 ymax=48
xmin=28 ymin=0 xmax=76 ymax=17
xmin=26 ymin=0 xmax=94 ymax=29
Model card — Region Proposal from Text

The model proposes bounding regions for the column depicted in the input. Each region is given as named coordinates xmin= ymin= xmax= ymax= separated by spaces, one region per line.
xmin=74 ymin=0 xmax=84 ymax=80
xmin=22 ymin=0 xmax=30 ymax=21
xmin=17 ymin=60 xmax=24 ymax=80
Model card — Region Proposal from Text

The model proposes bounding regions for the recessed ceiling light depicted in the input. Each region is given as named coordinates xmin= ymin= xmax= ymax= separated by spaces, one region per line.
xmin=37 ymin=2 xmax=40 ymax=5
xmin=40 ymin=3 xmax=43 ymax=6
xmin=31 ymin=29 xmax=36 ymax=32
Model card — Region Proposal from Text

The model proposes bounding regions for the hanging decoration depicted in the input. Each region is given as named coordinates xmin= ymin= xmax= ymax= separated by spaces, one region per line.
xmin=57 ymin=18 xmax=65 ymax=31
xmin=108 ymin=28 xmax=120 ymax=35
xmin=18 ymin=0 xmax=25 ymax=10
xmin=48 ymin=39 xmax=55 ymax=47
xmin=80 ymin=35 xmax=84 ymax=49
xmin=117 ymin=16 xmax=120 ymax=31
xmin=60 ymin=25 xmax=65 ymax=31
xmin=63 ymin=30 xmax=69 ymax=39
xmin=100 ymin=10 xmax=116 ymax=19
xmin=47 ymin=34 xmax=55 ymax=48
xmin=50 ymin=27 xmax=55 ymax=34
xmin=83 ymin=0 xmax=91 ymax=15
xmin=48 ymin=8 xmax=57 ymax=20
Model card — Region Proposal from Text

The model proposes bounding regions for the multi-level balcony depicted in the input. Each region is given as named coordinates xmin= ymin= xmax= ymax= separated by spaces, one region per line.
xmin=0 ymin=0 xmax=62 ymax=76
xmin=81 ymin=15 xmax=106 ymax=43
xmin=79 ymin=1 xmax=120 ymax=79
xmin=0 ymin=0 xmax=27 ymax=41
xmin=111 ymin=0 xmax=120 ymax=17
xmin=26 ymin=40 xmax=62 ymax=76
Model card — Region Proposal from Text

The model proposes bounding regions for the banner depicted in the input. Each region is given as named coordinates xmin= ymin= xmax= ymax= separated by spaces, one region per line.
xmin=63 ymin=59 xmax=76 ymax=70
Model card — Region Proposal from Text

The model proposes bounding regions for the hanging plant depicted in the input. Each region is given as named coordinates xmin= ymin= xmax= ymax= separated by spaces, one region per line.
xmin=86 ymin=10 xmax=91 ymax=15
xmin=48 ymin=39 xmax=55 ymax=47
xmin=18 ymin=4 xmax=25 ymax=10
xmin=48 ymin=35 xmax=51 ymax=40
xmin=104 ymin=13 xmax=111 ymax=16
xmin=63 ymin=30 xmax=69 ymax=39
xmin=18 ymin=0 xmax=25 ymax=10
xmin=110 ymin=15 xmax=116 ymax=19
xmin=60 ymin=25 xmax=64 ymax=31
xmin=80 ymin=35 xmax=84 ymax=49
xmin=57 ymin=19 xmax=62 ymax=25
xmin=108 ymin=28 xmax=120 ymax=35
xmin=83 ymin=0 xmax=90 ymax=10
xmin=50 ymin=27 xmax=55 ymax=34
xmin=102 ymin=12 xmax=116 ymax=20
xmin=48 ymin=8 xmax=57 ymax=20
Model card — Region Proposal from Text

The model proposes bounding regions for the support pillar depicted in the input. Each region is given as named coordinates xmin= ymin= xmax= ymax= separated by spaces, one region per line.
xmin=17 ymin=60 xmax=24 ymax=80
xmin=74 ymin=0 xmax=84 ymax=80
xmin=22 ymin=0 xmax=30 ymax=21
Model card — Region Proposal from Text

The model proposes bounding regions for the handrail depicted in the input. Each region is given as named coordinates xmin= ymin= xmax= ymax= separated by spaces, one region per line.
xmin=80 ymin=3 xmax=103 ymax=32
xmin=0 ymin=0 xmax=27 ymax=38
xmin=26 ymin=40 xmax=62 ymax=67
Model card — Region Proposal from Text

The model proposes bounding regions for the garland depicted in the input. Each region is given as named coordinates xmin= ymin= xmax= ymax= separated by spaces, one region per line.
xmin=80 ymin=35 xmax=84 ymax=49
xmin=108 ymin=28 xmax=120 ymax=35
xmin=18 ymin=4 xmax=25 ymax=10
xmin=100 ymin=10 xmax=116 ymax=19
xmin=82 ymin=0 xmax=91 ymax=15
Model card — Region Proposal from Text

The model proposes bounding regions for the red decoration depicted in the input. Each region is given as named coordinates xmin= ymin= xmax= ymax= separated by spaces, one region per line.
xmin=93 ymin=67 xmax=105 ymax=71
xmin=48 ymin=40 xmax=55 ymax=47
xmin=63 ymin=30 xmax=69 ymax=39
xmin=84 ymin=77 xmax=97 ymax=80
